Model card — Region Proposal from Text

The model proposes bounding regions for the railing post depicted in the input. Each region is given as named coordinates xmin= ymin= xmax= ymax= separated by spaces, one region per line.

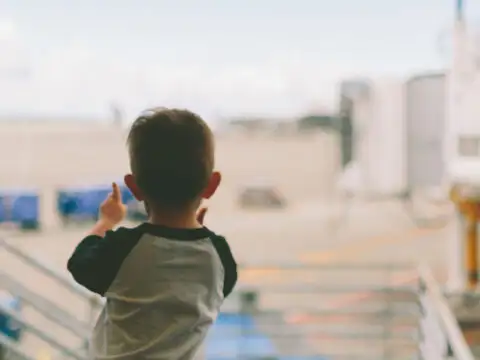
xmin=418 ymin=265 xmax=475 ymax=360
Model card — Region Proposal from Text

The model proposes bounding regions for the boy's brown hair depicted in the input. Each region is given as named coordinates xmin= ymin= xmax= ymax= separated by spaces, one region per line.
xmin=127 ymin=108 xmax=214 ymax=209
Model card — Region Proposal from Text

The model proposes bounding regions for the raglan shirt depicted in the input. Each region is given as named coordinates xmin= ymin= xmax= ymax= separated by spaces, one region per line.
xmin=67 ymin=223 xmax=237 ymax=360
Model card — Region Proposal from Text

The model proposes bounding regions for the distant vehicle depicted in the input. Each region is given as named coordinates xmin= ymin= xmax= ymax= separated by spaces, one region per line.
xmin=238 ymin=183 xmax=286 ymax=209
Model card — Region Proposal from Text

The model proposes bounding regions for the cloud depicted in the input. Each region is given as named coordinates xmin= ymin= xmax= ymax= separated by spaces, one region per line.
xmin=0 ymin=19 xmax=16 ymax=42
xmin=0 ymin=19 xmax=30 ymax=79
xmin=0 ymin=19 xmax=341 ymax=121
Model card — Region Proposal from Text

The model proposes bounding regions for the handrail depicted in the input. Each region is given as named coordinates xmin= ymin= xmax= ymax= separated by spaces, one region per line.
xmin=238 ymin=261 xmax=415 ymax=270
xmin=0 ymin=270 xmax=91 ymax=339
xmin=0 ymin=302 xmax=86 ymax=360
xmin=418 ymin=264 xmax=475 ymax=360
xmin=0 ymin=332 xmax=34 ymax=360
xmin=0 ymin=239 xmax=102 ymax=310
xmin=218 ymin=263 xmax=422 ymax=359
xmin=1 ymin=239 xmax=473 ymax=359
xmin=208 ymin=326 xmax=418 ymax=339
xmin=235 ymin=284 xmax=416 ymax=293
xmin=0 ymin=239 xmax=91 ymax=298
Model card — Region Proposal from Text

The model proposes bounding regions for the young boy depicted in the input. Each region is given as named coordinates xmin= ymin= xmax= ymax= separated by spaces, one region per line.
xmin=67 ymin=108 xmax=237 ymax=359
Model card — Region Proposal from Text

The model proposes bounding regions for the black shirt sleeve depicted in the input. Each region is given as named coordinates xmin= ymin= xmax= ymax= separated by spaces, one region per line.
xmin=210 ymin=235 xmax=238 ymax=298
xmin=67 ymin=227 xmax=141 ymax=296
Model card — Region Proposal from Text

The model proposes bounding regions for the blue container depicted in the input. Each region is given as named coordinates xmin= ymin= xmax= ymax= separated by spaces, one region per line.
xmin=57 ymin=183 xmax=134 ymax=219
xmin=0 ymin=188 xmax=39 ymax=229
xmin=0 ymin=295 xmax=22 ymax=341
xmin=57 ymin=191 xmax=79 ymax=217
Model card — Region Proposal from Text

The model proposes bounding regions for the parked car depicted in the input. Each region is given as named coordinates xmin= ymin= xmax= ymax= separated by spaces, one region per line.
xmin=238 ymin=183 xmax=286 ymax=209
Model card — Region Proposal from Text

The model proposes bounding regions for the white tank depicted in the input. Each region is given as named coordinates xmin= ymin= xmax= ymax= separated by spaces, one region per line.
xmin=405 ymin=73 xmax=446 ymax=191
xmin=342 ymin=78 xmax=406 ymax=197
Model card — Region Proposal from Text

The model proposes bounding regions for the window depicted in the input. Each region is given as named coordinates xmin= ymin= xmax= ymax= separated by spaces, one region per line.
xmin=458 ymin=136 xmax=480 ymax=157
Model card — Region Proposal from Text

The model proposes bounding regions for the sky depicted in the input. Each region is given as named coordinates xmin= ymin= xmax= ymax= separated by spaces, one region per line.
xmin=1 ymin=0 xmax=480 ymax=123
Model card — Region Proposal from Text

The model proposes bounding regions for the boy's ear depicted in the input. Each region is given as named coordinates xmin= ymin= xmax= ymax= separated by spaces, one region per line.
xmin=202 ymin=171 xmax=221 ymax=200
xmin=124 ymin=174 xmax=144 ymax=201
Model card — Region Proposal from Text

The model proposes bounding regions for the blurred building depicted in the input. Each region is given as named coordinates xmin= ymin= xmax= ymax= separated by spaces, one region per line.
xmin=0 ymin=118 xmax=129 ymax=188
xmin=337 ymin=78 xmax=406 ymax=197
xmin=0 ymin=116 xmax=341 ymax=209
xmin=336 ymin=72 xmax=447 ymax=199
xmin=338 ymin=79 xmax=369 ymax=169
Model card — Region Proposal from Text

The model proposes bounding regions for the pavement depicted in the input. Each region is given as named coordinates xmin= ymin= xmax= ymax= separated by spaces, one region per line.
xmin=0 ymin=196 xmax=453 ymax=359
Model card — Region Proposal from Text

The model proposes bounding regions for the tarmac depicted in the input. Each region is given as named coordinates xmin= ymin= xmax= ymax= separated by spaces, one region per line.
xmin=0 ymin=129 xmax=455 ymax=359
xmin=0 ymin=196 xmax=453 ymax=359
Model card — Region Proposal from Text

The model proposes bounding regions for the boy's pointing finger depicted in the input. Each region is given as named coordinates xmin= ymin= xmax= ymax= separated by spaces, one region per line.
xmin=111 ymin=182 xmax=121 ymax=202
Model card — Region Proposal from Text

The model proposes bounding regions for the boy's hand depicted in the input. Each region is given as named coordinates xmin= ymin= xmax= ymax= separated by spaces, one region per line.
xmin=99 ymin=182 xmax=127 ymax=226
xmin=196 ymin=207 xmax=208 ymax=225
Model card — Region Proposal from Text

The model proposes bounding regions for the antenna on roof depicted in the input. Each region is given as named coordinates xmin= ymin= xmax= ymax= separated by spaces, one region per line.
xmin=456 ymin=0 xmax=464 ymax=22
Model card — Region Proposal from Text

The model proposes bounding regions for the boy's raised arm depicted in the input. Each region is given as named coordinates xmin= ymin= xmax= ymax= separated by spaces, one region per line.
xmin=67 ymin=182 xmax=132 ymax=296
xmin=90 ymin=182 xmax=127 ymax=237
xmin=67 ymin=227 xmax=142 ymax=296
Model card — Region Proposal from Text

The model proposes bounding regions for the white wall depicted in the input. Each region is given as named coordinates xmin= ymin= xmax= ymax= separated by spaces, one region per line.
xmin=445 ymin=21 xmax=480 ymax=186
xmin=446 ymin=72 xmax=480 ymax=184
xmin=0 ymin=123 xmax=340 ymax=196
xmin=445 ymin=20 xmax=480 ymax=292
xmin=345 ymin=78 xmax=406 ymax=197
xmin=0 ymin=122 xmax=341 ymax=226
xmin=0 ymin=123 xmax=129 ymax=188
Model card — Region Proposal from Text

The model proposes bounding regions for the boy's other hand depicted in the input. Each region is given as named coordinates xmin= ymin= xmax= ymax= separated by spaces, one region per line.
xmin=196 ymin=207 xmax=208 ymax=225
xmin=99 ymin=182 xmax=127 ymax=226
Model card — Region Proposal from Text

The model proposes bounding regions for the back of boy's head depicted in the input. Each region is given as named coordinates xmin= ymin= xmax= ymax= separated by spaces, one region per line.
xmin=127 ymin=108 xmax=214 ymax=209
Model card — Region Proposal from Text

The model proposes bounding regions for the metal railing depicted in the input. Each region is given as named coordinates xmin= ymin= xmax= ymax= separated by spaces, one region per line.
xmin=208 ymin=263 xmax=421 ymax=359
xmin=443 ymin=290 xmax=480 ymax=359
xmin=0 ymin=332 xmax=33 ymax=360
xmin=0 ymin=237 xmax=476 ymax=360
xmin=0 ymin=239 xmax=102 ymax=359
xmin=0 ymin=302 xmax=84 ymax=360
xmin=209 ymin=263 xmax=476 ymax=360
xmin=417 ymin=265 xmax=474 ymax=360
xmin=0 ymin=238 xmax=103 ymax=319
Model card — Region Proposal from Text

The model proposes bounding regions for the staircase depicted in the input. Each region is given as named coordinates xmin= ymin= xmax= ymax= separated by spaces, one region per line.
xmin=0 ymin=332 xmax=32 ymax=360
xmin=224 ymin=264 xmax=421 ymax=359
xmin=0 ymin=238 xmax=476 ymax=359
xmin=213 ymin=264 xmax=475 ymax=359
xmin=0 ymin=239 xmax=102 ymax=360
